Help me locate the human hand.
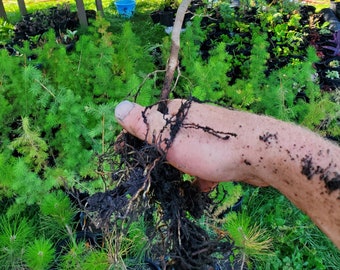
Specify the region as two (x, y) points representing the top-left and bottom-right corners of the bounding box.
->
(115, 99), (340, 249)
(114, 99), (269, 191)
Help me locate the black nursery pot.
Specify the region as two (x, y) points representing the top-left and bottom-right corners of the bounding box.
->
(323, 75), (340, 89)
(159, 10), (174, 27)
(150, 10), (174, 26)
(317, 56), (340, 68)
(320, 8), (340, 31)
(318, 67), (340, 90)
(331, 0), (340, 19)
(150, 11), (160, 24)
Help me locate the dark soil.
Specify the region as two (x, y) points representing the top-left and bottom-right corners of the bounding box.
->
(84, 99), (235, 269)
(301, 154), (340, 192)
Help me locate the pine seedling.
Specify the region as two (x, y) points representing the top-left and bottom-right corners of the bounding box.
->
(85, 102), (119, 154)
(113, 22), (154, 81)
(180, 18), (232, 102)
(5, 159), (55, 215)
(228, 27), (269, 108)
(9, 116), (48, 172)
(59, 241), (87, 269)
(39, 190), (76, 240)
(23, 238), (55, 270)
(120, 217), (149, 264)
(0, 215), (34, 269)
(111, 22), (158, 106)
(82, 249), (110, 270)
(251, 46), (322, 124)
(223, 212), (273, 265)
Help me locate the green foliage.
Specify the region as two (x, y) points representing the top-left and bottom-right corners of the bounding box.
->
(179, 17), (233, 101)
(82, 250), (110, 270)
(85, 102), (118, 153)
(0, 18), (14, 46)
(209, 182), (243, 217)
(111, 21), (160, 105)
(40, 191), (75, 232)
(0, 216), (34, 269)
(226, 26), (269, 107)
(0, 14), (159, 209)
(0, 153), (15, 198)
(38, 191), (78, 253)
(120, 217), (149, 263)
(59, 241), (88, 269)
(253, 46), (320, 123)
(58, 237), (110, 270)
(223, 211), (273, 265)
(10, 117), (48, 172)
(23, 238), (55, 270)
(268, 13), (305, 57)
(4, 159), (57, 216)
(243, 187), (340, 269)
(0, 8), (163, 267)
(0, 1), (339, 269)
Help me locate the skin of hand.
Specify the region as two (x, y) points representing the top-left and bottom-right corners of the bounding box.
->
(115, 99), (340, 249)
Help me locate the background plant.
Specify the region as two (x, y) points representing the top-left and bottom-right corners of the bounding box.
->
(0, 0), (339, 269)
(0, 216), (34, 269)
(0, 18), (13, 45)
(23, 238), (55, 270)
(243, 187), (340, 269)
(0, 5), (161, 268)
(223, 212), (273, 268)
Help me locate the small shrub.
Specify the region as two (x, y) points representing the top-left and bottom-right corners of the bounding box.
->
(223, 212), (273, 266)
(24, 238), (55, 270)
(0, 216), (34, 269)
(0, 18), (14, 46)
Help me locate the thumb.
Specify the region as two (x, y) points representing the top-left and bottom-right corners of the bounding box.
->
(115, 100), (148, 140)
(115, 100), (169, 145)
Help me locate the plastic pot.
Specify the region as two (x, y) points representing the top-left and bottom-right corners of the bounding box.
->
(115, 0), (136, 18)
(159, 10), (174, 27)
(320, 8), (340, 31)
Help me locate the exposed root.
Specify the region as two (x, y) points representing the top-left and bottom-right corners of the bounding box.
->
(85, 98), (235, 269)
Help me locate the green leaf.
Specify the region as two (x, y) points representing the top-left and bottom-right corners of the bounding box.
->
(10, 117), (48, 172)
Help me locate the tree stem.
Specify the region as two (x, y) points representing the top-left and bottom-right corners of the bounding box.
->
(158, 0), (192, 113)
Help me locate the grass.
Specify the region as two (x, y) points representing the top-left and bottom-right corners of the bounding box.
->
(242, 186), (340, 268)
(3, 0), (112, 12)
(2, 0), (163, 22)
(2, 0), (333, 23)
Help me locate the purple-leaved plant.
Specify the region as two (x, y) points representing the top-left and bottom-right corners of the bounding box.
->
(323, 30), (340, 56)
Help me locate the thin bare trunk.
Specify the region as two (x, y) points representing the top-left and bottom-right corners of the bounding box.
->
(95, 0), (104, 17)
(0, 0), (7, 20)
(76, 0), (88, 28)
(17, 0), (27, 16)
(158, 0), (192, 113)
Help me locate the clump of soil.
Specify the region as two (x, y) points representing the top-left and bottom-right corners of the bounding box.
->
(85, 100), (234, 269)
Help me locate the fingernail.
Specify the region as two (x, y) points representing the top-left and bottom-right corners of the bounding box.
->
(115, 100), (134, 121)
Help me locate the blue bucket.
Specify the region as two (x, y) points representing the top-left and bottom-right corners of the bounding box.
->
(115, 0), (136, 18)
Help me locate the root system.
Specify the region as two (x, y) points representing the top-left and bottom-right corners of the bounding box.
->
(85, 99), (234, 269)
